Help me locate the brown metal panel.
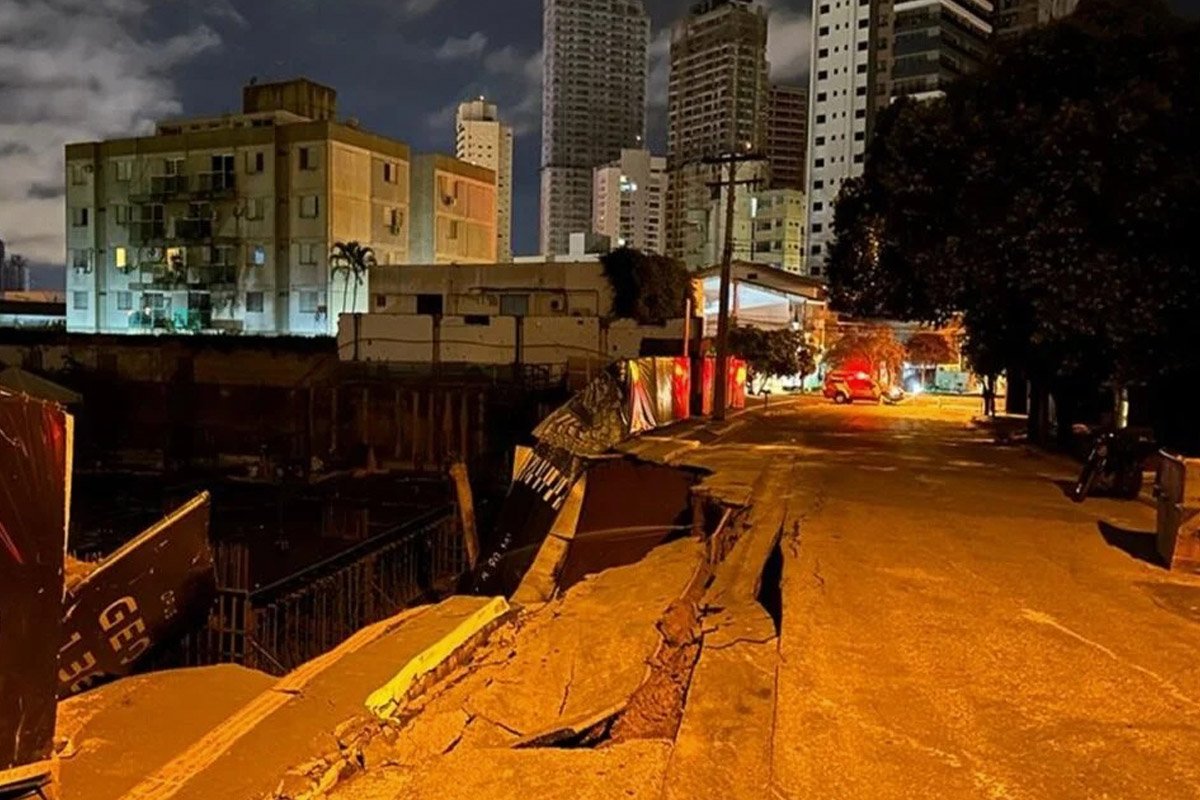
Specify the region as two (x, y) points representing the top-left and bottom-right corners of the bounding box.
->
(0, 393), (70, 781)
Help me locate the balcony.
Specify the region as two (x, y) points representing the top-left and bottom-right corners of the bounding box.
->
(129, 221), (167, 245)
(192, 171), (237, 196)
(175, 218), (215, 240)
(130, 175), (188, 202)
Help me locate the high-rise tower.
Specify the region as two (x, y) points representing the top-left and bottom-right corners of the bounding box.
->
(540, 0), (649, 256)
(665, 0), (770, 267)
(457, 98), (514, 262)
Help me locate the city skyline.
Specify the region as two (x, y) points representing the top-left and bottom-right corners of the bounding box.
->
(1, 0), (1198, 279)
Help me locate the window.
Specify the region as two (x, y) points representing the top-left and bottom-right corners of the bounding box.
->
(857, 64), (868, 74)
(815, 136), (826, 146)
(114, 204), (131, 225)
(300, 243), (318, 265)
(819, 47), (829, 57)
(500, 294), (529, 317)
(812, 223), (823, 233)
(250, 245), (267, 266)
(817, 92), (827, 102)
(73, 291), (89, 310)
(114, 160), (132, 181)
(116, 291), (133, 311)
(247, 151), (265, 173)
(416, 294), (444, 316)
(858, 18), (869, 27)
(375, 294), (387, 309)
(246, 291), (264, 313)
(448, 220), (460, 240)
(383, 162), (397, 183)
(299, 291), (320, 313)
(299, 147), (315, 171)
(818, 70), (828, 80)
(855, 131), (866, 141)
(814, 180), (825, 189)
(386, 207), (402, 232)
(856, 109), (867, 119)
(70, 164), (87, 185)
(816, 114), (827, 124)
(858, 41), (869, 51)
(815, 158), (825, 168)
(814, 202), (824, 211)
(856, 86), (867, 96)
(299, 195), (319, 218)
(854, 154), (864, 164)
(71, 207), (89, 227)
(246, 197), (265, 220)
(114, 246), (128, 269)
(72, 250), (90, 271)
(819, 25), (829, 35)
(464, 315), (491, 326)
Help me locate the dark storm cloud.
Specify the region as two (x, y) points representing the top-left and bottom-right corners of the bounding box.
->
(26, 183), (66, 200)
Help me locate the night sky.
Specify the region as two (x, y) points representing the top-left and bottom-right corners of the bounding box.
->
(0, 0), (1197, 282)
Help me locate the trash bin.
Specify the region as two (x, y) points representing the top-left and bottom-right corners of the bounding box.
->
(1155, 452), (1200, 573)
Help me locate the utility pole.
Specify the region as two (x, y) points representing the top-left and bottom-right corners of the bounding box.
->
(704, 148), (765, 421)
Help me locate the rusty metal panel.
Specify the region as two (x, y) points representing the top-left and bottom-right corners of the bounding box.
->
(0, 392), (70, 782)
(557, 458), (698, 591)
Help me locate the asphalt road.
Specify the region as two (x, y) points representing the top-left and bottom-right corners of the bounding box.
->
(720, 396), (1200, 799)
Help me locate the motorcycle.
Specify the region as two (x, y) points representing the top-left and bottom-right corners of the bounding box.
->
(1071, 427), (1156, 503)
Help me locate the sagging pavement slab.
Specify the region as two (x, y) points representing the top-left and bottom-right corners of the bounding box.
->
(57, 596), (501, 800)
(663, 460), (798, 800)
(326, 538), (707, 799)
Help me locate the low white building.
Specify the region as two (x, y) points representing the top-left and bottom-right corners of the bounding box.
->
(339, 260), (684, 368)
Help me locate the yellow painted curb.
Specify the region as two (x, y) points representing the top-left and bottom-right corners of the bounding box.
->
(365, 596), (510, 720)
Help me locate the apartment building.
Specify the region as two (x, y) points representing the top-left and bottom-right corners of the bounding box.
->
(409, 155), (497, 266)
(890, 0), (994, 100)
(456, 98), (513, 262)
(666, 0), (770, 262)
(766, 84), (808, 190)
(541, 0), (649, 256)
(690, 183), (805, 272)
(592, 149), (667, 254)
(994, 0), (1078, 36)
(64, 79), (410, 336)
(804, 0), (894, 278)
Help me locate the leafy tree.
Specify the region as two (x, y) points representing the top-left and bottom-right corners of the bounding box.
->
(906, 332), (957, 387)
(728, 325), (815, 393)
(828, 0), (1200, 446)
(825, 325), (907, 386)
(330, 241), (376, 314)
(600, 247), (691, 324)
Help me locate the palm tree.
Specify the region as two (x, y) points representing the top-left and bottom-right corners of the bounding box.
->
(329, 241), (376, 314)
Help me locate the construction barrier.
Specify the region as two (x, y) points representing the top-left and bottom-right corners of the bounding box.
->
(0, 392), (71, 795)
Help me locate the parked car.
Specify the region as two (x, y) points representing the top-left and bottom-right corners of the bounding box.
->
(823, 371), (882, 404)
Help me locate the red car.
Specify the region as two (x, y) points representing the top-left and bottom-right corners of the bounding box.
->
(823, 370), (882, 404)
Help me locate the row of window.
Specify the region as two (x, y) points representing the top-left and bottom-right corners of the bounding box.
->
(71, 290), (325, 315)
(70, 150), (405, 185)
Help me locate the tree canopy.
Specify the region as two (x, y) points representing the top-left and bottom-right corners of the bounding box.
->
(828, 0), (1200, 436)
(728, 325), (815, 392)
(825, 325), (907, 385)
(600, 247), (691, 324)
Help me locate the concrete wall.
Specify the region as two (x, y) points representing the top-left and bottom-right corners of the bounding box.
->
(338, 313), (684, 367)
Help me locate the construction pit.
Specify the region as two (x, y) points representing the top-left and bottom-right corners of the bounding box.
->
(54, 440), (789, 800)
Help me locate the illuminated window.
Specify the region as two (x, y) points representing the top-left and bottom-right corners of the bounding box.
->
(251, 245), (267, 266)
(114, 247), (127, 269)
